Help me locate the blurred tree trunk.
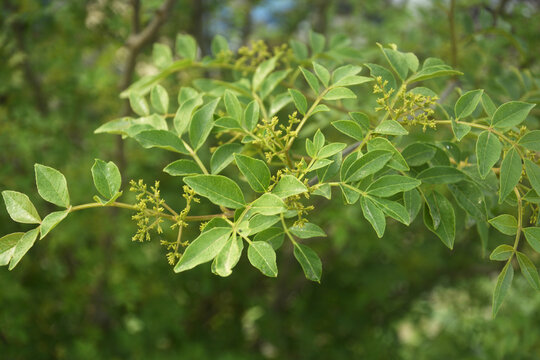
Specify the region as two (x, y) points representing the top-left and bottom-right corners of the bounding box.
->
(191, 0), (209, 55)
(88, 0), (176, 331)
(313, 0), (332, 35)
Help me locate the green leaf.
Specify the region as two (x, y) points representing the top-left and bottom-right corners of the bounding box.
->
(524, 189), (540, 203)
(417, 166), (466, 184)
(215, 116), (242, 130)
(309, 30), (325, 54)
(516, 252), (540, 290)
(367, 175), (420, 197)
(129, 93), (150, 116)
(243, 100), (260, 131)
(404, 52), (419, 72)
(269, 92), (292, 116)
(134, 130), (188, 154)
(260, 69), (291, 100)
(524, 159), (540, 195)
(305, 139), (316, 157)
(370, 197), (409, 225)
(254, 228), (284, 250)
(499, 148), (522, 204)
(518, 130), (540, 151)
(344, 150), (393, 182)
(246, 215), (280, 235)
(489, 245), (514, 261)
(492, 261), (513, 318)
(332, 65), (363, 84)
(310, 159), (334, 171)
(9, 227), (40, 270)
(482, 93), (497, 117)
(202, 218), (231, 233)
(212, 233), (243, 277)
(313, 62), (330, 87)
(454, 89), (483, 119)
(289, 223), (326, 239)
(288, 89), (307, 115)
(211, 35), (229, 56)
(523, 227), (540, 253)
(361, 197), (386, 238)
(253, 56), (277, 91)
(175, 34), (197, 60)
(91, 159), (121, 200)
(248, 241), (278, 277)
(184, 175), (245, 209)
(439, 141), (461, 163)
(224, 90), (243, 122)
(451, 117), (471, 141)
(318, 152), (341, 183)
(210, 143), (243, 174)
(340, 153), (360, 181)
(150, 85), (169, 114)
(318, 143), (346, 158)
(448, 181), (486, 221)
(340, 184), (360, 204)
(178, 87), (199, 104)
(491, 101), (535, 129)
(313, 183), (332, 200)
(152, 43), (172, 68)
(251, 194), (287, 216)
(0, 248), (14, 267)
(374, 120), (408, 136)
(367, 137), (409, 171)
(409, 87), (436, 98)
(404, 189), (422, 224)
(189, 98), (220, 150)
(293, 243), (322, 282)
(40, 210), (69, 239)
(34, 164), (70, 207)
(349, 112), (370, 131)
(234, 154), (271, 192)
(478, 221), (489, 258)
(408, 65), (463, 83)
(122, 114), (168, 137)
(94, 116), (134, 135)
(163, 159), (202, 176)
(174, 95), (203, 134)
(174, 227), (232, 273)
(379, 46), (409, 81)
(423, 192), (455, 249)
(313, 130), (325, 150)
(300, 67), (320, 94)
(2, 191), (41, 224)
(476, 130), (502, 178)
(323, 87), (356, 101)
(366, 63), (396, 92)
(424, 192), (441, 229)
(272, 175), (308, 198)
(0, 233), (23, 255)
(333, 75), (372, 87)
(289, 39), (308, 60)
(332, 120), (364, 141)
(402, 143), (436, 166)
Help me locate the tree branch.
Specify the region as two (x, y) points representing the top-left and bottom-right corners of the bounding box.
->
(120, 0), (176, 92)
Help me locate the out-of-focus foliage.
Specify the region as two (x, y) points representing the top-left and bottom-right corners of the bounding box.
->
(0, 0), (539, 358)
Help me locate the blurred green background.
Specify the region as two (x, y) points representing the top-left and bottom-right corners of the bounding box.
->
(1, 0), (540, 358)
